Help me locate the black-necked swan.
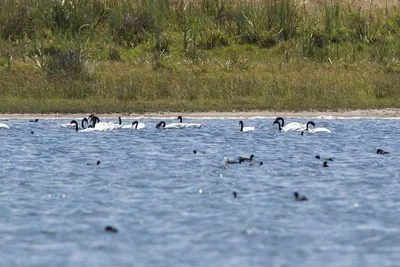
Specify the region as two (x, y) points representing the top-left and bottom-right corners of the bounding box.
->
(275, 120), (315, 132)
(177, 116), (203, 128)
(274, 117), (305, 131)
(294, 192), (308, 201)
(302, 122), (331, 134)
(156, 121), (185, 130)
(239, 121), (255, 132)
(122, 121), (145, 129)
(70, 120), (102, 132)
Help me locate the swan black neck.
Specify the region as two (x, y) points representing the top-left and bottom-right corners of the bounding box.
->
(90, 116), (99, 127)
(275, 117), (285, 127)
(239, 121), (244, 131)
(177, 116), (183, 123)
(70, 120), (78, 132)
(273, 120), (282, 131)
(132, 121), (138, 129)
(81, 118), (88, 129)
(118, 117), (122, 125)
(306, 121), (315, 130)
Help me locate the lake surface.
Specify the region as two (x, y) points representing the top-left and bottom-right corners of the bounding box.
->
(0, 117), (399, 267)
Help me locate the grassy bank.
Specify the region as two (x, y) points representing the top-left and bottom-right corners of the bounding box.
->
(0, 0), (400, 113)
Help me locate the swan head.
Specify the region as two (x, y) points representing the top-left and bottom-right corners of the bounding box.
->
(322, 161), (329, 167)
(177, 116), (183, 122)
(96, 161), (101, 165)
(294, 192), (299, 199)
(315, 155), (320, 159)
(306, 121), (315, 129)
(232, 191), (237, 198)
(250, 154), (254, 160)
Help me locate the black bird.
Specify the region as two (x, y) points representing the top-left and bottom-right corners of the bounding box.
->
(104, 226), (118, 233)
(294, 192), (308, 201)
(322, 161), (329, 167)
(238, 154), (254, 162)
(193, 150), (205, 155)
(232, 191), (237, 198)
(29, 119), (38, 122)
(376, 149), (389, 154)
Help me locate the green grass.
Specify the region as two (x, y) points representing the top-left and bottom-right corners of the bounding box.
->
(0, 0), (399, 113)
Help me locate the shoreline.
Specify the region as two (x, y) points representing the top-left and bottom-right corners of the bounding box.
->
(1, 109), (400, 119)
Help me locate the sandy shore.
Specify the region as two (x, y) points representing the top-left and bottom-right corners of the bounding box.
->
(1, 109), (400, 119)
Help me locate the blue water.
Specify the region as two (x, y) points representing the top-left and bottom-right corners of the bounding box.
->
(1, 117), (400, 267)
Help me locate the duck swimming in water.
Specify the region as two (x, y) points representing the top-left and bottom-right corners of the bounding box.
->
(294, 192), (308, 201)
(238, 154), (254, 162)
(322, 161), (329, 167)
(224, 157), (244, 164)
(376, 149), (389, 154)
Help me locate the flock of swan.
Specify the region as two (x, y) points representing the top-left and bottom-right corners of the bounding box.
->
(0, 115), (332, 134)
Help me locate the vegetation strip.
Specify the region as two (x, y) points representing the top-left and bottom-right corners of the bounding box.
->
(0, 0), (399, 113)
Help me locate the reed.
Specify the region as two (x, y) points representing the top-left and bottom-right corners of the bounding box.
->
(0, 0), (399, 113)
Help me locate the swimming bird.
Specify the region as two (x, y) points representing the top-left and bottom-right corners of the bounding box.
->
(87, 161), (101, 166)
(316, 155), (333, 161)
(177, 116), (203, 128)
(249, 161), (263, 166)
(301, 122), (331, 134)
(156, 121), (185, 130)
(0, 123), (10, 129)
(274, 117), (305, 131)
(376, 149), (389, 154)
(193, 150), (206, 155)
(121, 121), (145, 129)
(29, 119), (38, 122)
(104, 226), (118, 233)
(322, 161), (329, 167)
(294, 192), (308, 201)
(239, 120), (255, 132)
(238, 154), (254, 162)
(70, 120), (102, 132)
(274, 120), (315, 132)
(224, 157), (244, 164)
(233, 191), (237, 198)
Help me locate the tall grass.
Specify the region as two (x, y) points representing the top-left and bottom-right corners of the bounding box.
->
(0, 0), (400, 113)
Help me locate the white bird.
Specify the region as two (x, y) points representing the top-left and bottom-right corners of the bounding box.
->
(70, 120), (103, 132)
(274, 120), (315, 132)
(122, 121), (146, 129)
(0, 123), (9, 129)
(177, 116), (203, 129)
(274, 117), (307, 131)
(301, 122), (331, 134)
(306, 127), (332, 134)
(156, 121), (185, 130)
(239, 120), (255, 132)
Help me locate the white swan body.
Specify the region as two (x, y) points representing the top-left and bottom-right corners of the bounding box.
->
(156, 121), (185, 130)
(0, 123), (9, 129)
(307, 127), (331, 133)
(122, 121), (146, 129)
(274, 120), (315, 132)
(176, 116), (203, 129)
(274, 117), (306, 131)
(239, 120), (254, 132)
